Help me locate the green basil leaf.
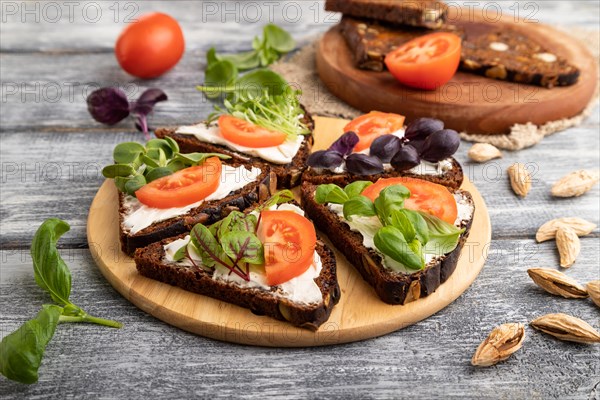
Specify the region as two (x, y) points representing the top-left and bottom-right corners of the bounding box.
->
(146, 139), (174, 159)
(102, 164), (135, 179)
(141, 155), (160, 168)
(418, 211), (464, 256)
(264, 23), (295, 53)
(343, 196), (376, 221)
(220, 50), (261, 71)
(344, 181), (373, 199)
(0, 304), (62, 384)
(204, 59), (238, 97)
(374, 184), (411, 225)
(374, 226), (423, 270)
(190, 224), (233, 269)
(145, 167), (172, 183)
(124, 175), (146, 196)
(30, 219), (72, 305)
(220, 231), (264, 265)
(389, 209), (416, 243)
(402, 209), (429, 244)
(315, 184), (349, 204)
(113, 142), (145, 164)
(235, 69), (288, 97)
(259, 190), (295, 211)
(163, 136), (180, 154)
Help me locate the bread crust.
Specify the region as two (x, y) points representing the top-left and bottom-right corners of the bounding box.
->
(134, 236), (341, 330)
(118, 163), (278, 256)
(301, 182), (474, 305)
(302, 157), (464, 190)
(154, 112), (315, 189)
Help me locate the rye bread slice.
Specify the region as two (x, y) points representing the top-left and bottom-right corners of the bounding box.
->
(302, 157), (464, 190)
(340, 16), (463, 71)
(326, 0), (448, 29)
(461, 29), (580, 88)
(155, 113), (315, 189)
(301, 181), (474, 305)
(119, 161), (277, 256)
(134, 235), (341, 330)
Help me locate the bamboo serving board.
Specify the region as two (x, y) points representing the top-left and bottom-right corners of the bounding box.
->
(316, 14), (597, 135)
(87, 116), (491, 347)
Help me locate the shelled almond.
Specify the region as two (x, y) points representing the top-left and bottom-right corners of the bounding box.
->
(507, 163), (531, 198)
(468, 143), (502, 163)
(536, 218), (596, 242)
(551, 169), (599, 198)
(586, 281), (600, 308)
(555, 226), (581, 268)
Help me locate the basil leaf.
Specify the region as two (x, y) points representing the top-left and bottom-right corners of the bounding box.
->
(343, 196), (376, 221)
(374, 226), (423, 271)
(402, 209), (429, 244)
(30, 219), (72, 306)
(235, 69), (288, 97)
(102, 164), (135, 179)
(374, 185), (411, 225)
(0, 304), (62, 384)
(221, 231), (264, 265)
(344, 181), (373, 199)
(315, 184), (349, 204)
(221, 51), (261, 71)
(145, 167), (172, 183)
(124, 175), (146, 196)
(264, 23), (295, 53)
(259, 190), (295, 211)
(190, 224), (233, 269)
(390, 209), (416, 243)
(204, 59), (238, 98)
(418, 212), (464, 256)
(113, 142), (145, 164)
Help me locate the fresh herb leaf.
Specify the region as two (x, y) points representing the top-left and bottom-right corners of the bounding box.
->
(374, 226), (423, 271)
(145, 167), (173, 183)
(263, 23), (295, 53)
(418, 212), (464, 256)
(259, 190), (295, 211)
(401, 209), (429, 245)
(328, 132), (360, 156)
(204, 59), (239, 99)
(30, 219), (72, 306)
(220, 51), (260, 71)
(389, 209), (417, 243)
(123, 175), (146, 196)
(221, 231), (264, 265)
(172, 244), (188, 262)
(190, 224), (233, 270)
(217, 211), (257, 239)
(173, 152), (230, 166)
(373, 185), (411, 225)
(343, 196), (376, 221)
(344, 181), (373, 199)
(315, 184), (349, 204)
(102, 164), (136, 179)
(163, 136), (180, 154)
(113, 142), (146, 164)
(0, 304), (62, 384)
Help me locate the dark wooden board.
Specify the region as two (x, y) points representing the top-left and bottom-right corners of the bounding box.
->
(316, 16), (597, 135)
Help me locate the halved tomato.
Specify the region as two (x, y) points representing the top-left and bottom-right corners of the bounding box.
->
(218, 115), (286, 148)
(385, 32), (462, 90)
(362, 177), (458, 224)
(344, 111), (406, 152)
(258, 210), (317, 286)
(135, 157), (222, 209)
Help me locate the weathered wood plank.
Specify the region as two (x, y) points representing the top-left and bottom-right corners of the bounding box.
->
(1, 126), (598, 249)
(1, 240), (598, 399)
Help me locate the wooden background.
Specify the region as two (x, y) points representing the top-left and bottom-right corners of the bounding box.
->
(1, 1), (598, 398)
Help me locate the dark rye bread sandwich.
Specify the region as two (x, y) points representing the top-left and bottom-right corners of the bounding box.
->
(302, 157), (464, 190)
(133, 200), (341, 330)
(119, 161), (277, 256)
(155, 112), (315, 189)
(340, 16), (463, 71)
(326, 0), (448, 29)
(301, 181), (475, 305)
(460, 29), (580, 88)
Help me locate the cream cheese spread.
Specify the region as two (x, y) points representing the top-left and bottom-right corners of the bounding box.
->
(175, 122), (305, 165)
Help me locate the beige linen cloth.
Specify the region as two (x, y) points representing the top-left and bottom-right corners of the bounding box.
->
(271, 28), (599, 151)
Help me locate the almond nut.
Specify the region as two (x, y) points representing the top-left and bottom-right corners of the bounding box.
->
(530, 313), (600, 344)
(536, 218), (596, 242)
(551, 169), (599, 198)
(527, 268), (588, 299)
(507, 163), (531, 198)
(468, 143), (502, 163)
(555, 226), (580, 268)
(586, 281), (600, 308)
(471, 323), (526, 367)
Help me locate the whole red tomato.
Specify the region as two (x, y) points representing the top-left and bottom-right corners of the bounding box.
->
(115, 13), (185, 79)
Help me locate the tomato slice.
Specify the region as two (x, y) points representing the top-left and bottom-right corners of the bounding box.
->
(344, 111), (406, 152)
(362, 177), (458, 224)
(385, 32), (462, 90)
(218, 115), (286, 148)
(258, 210), (317, 286)
(135, 157), (222, 209)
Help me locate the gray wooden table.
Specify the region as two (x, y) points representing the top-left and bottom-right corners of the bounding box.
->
(1, 1), (599, 398)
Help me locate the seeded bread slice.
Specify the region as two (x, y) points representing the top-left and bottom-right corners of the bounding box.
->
(340, 16), (463, 71)
(118, 161), (277, 256)
(134, 235), (341, 330)
(326, 0), (448, 29)
(301, 182), (474, 305)
(302, 157), (464, 190)
(460, 30), (580, 88)
(155, 113), (314, 189)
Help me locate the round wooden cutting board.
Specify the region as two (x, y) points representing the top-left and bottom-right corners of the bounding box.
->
(87, 116), (491, 347)
(316, 15), (597, 135)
